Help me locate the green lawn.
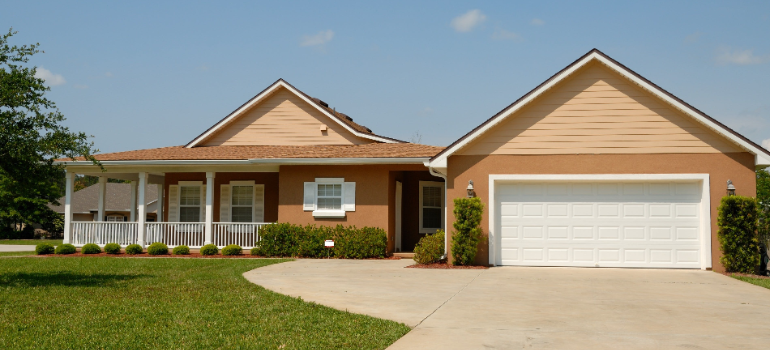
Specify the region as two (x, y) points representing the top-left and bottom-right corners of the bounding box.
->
(731, 274), (770, 290)
(0, 239), (62, 245)
(0, 257), (410, 349)
(0, 251), (35, 257)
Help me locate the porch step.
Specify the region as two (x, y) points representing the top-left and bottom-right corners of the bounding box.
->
(392, 252), (414, 259)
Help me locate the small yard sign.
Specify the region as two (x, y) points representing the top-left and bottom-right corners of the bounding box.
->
(324, 240), (334, 248)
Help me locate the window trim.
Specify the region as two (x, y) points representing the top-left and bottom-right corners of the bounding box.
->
(178, 181), (203, 223)
(418, 181), (445, 234)
(312, 178), (346, 218)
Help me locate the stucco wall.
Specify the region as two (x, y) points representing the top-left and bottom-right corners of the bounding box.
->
(445, 152), (757, 272)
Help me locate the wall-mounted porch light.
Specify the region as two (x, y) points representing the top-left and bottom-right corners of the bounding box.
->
(727, 179), (736, 196)
(467, 180), (475, 198)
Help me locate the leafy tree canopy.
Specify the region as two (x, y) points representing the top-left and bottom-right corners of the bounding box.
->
(0, 28), (98, 226)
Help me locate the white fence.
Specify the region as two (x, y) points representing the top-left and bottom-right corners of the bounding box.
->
(71, 222), (138, 246)
(213, 223), (267, 249)
(146, 222), (206, 248)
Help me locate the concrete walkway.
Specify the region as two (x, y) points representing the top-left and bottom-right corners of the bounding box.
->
(244, 260), (770, 349)
(0, 245), (37, 252)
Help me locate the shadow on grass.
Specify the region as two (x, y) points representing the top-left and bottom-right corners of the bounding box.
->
(0, 272), (149, 287)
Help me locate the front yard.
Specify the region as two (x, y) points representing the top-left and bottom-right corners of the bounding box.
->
(731, 274), (770, 290)
(0, 239), (62, 245)
(0, 257), (410, 349)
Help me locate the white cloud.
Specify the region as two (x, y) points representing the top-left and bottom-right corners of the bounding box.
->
(492, 29), (521, 41)
(300, 30), (334, 47)
(451, 9), (486, 32)
(717, 48), (770, 65)
(763, 139), (770, 150)
(531, 18), (545, 26)
(34, 67), (66, 86)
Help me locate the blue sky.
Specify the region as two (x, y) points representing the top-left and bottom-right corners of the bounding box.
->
(3, 1), (770, 153)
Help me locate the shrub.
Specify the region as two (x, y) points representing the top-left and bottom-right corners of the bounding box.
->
(147, 242), (169, 256)
(253, 223), (302, 257)
(451, 197), (484, 266)
(200, 244), (218, 256)
(414, 230), (445, 265)
(81, 243), (102, 254)
(125, 244), (143, 255)
(54, 243), (76, 255)
(35, 243), (55, 255)
(250, 247), (261, 256)
(334, 226), (387, 259)
(172, 245), (190, 255)
(718, 195), (761, 273)
(297, 225), (334, 258)
(104, 243), (121, 254)
(222, 244), (242, 256)
(20, 224), (35, 239)
(757, 169), (770, 273)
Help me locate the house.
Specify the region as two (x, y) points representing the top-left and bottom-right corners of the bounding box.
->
(48, 182), (158, 222)
(57, 49), (770, 272)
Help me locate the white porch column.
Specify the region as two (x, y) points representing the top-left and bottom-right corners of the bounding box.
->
(129, 180), (137, 222)
(63, 171), (74, 244)
(137, 172), (147, 246)
(156, 183), (164, 222)
(97, 177), (107, 221)
(205, 172), (215, 245)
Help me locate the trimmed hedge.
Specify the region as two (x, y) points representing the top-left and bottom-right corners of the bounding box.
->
(81, 243), (102, 254)
(125, 244), (143, 255)
(35, 243), (55, 255)
(200, 244), (218, 256)
(147, 242), (169, 256)
(104, 243), (121, 254)
(54, 244), (76, 255)
(718, 195), (761, 273)
(222, 244), (242, 256)
(172, 245), (190, 255)
(253, 224), (386, 259)
(451, 197), (484, 266)
(414, 230), (445, 265)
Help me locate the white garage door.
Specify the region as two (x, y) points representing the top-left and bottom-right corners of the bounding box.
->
(495, 181), (705, 268)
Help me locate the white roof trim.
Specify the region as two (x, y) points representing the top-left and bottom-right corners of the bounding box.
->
(429, 50), (770, 168)
(185, 80), (397, 148)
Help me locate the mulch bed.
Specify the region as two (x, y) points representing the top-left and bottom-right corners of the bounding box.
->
(723, 272), (770, 280)
(406, 262), (488, 269)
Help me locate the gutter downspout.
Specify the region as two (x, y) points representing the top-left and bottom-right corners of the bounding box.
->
(426, 162), (449, 260)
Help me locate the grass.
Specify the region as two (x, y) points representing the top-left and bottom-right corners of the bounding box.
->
(0, 239), (62, 245)
(731, 274), (770, 290)
(0, 251), (35, 257)
(0, 257), (410, 349)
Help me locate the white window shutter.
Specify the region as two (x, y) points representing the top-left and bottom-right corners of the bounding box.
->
(220, 184), (231, 222)
(343, 182), (356, 212)
(303, 182), (316, 211)
(200, 185), (206, 220)
(168, 185), (179, 222)
(253, 184), (265, 222)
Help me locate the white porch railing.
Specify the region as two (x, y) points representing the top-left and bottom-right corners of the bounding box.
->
(212, 223), (268, 249)
(146, 222), (206, 248)
(71, 222), (138, 246)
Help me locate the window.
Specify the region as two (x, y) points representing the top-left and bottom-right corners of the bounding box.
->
(317, 183), (342, 210)
(179, 186), (201, 222)
(419, 181), (444, 233)
(106, 215), (124, 222)
(231, 185), (253, 222)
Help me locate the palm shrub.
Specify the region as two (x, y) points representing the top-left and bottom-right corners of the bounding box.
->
(54, 243), (76, 255)
(222, 244), (242, 256)
(147, 242), (169, 256)
(81, 243), (101, 254)
(718, 195), (760, 273)
(451, 197), (484, 266)
(200, 244), (218, 256)
(104, 243), (121, 254)
(125, 244), (143, 255)
(414, 230), (445, 264)
(172, 245), (190, 255)
(35, 243), (55, 255)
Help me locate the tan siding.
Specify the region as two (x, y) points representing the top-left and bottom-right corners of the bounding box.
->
(202, 87), (371, 146)
(460, 63), (743, 155)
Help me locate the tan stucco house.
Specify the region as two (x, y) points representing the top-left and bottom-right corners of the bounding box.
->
(58, 49), (770, 272)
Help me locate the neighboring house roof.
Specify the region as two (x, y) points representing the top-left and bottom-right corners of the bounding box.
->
(48, 183), (158, 214)
(61, 143), (444, 162)
(185, 79), (403, 147)
(429, 49), (770, 169)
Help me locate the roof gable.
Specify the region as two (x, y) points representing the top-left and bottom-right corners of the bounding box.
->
(186, 79), (401, 148)
(429, 49), (770, 168)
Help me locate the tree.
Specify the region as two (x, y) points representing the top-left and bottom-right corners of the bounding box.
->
(0, 28), (99, 231)
(757, 169), (770, 273)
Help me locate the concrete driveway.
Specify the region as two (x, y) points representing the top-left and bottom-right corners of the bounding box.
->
(244, 259), (770, 349)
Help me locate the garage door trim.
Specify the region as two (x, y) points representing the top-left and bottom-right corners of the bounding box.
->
(488, 174), (711, 269)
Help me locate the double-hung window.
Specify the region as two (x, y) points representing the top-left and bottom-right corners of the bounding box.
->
(304, 178), (355, 218)
(419, 181), (444, 233)
(179, 185), (202, 222)
(230, 185), (254, 222)
(317, 183), (342, 211)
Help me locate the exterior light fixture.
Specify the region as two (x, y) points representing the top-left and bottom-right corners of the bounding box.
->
(726, 179), (736, 196)
(467, 180), (475, 198)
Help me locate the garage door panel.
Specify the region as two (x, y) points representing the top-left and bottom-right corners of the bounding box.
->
(496, 180), (703, 268)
